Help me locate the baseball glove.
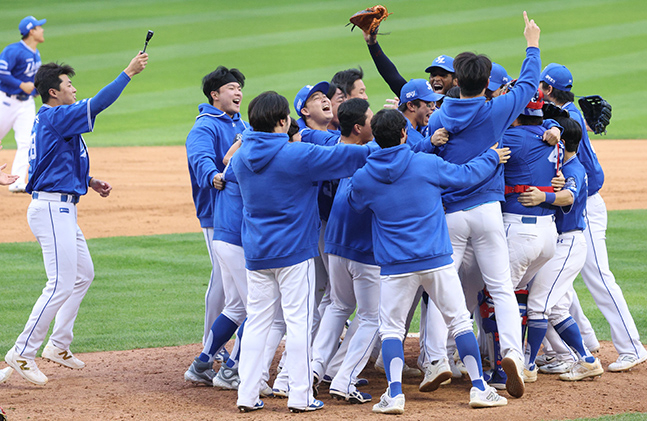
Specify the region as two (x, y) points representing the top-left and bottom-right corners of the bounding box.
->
(347, 5), (391, 34)
(578, 95), (612, 135)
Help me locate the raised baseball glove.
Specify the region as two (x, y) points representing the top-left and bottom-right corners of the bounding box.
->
(347, 5), (391, 34)
(578, 95), (612, 135)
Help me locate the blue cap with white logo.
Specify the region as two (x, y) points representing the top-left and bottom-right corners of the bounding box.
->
(294, 81), (330, 117)
(488, 63), (511, 91)
(19, 16), (46, 36)
(425, 55), (454, 73)
(540, 63), (573, 92)
(400, 79), (444, 105)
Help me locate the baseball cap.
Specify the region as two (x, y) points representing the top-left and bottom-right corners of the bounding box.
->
(488, 63), (511, 91)
(522, 89), (544, 117)
(540, 63), (573, 92)
(425, 55), (454, 74)
(19, 16), (46, 36)
(294, 81), (330, 117)
(400, 79), (444, 105)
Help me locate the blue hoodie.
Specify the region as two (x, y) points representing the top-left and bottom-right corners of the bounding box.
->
(212, 163), (243, 247)
(185, 103), (248, 228)
(348, 144), (500, 275)
(231, 129), (371, 271)
(555, 155), (588, 233)
(416, 47), (541, 213)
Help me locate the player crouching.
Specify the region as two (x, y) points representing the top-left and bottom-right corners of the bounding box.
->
(347, 109), (509, 413)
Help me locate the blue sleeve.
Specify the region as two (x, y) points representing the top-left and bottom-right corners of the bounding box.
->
(186, 123), (219, 189)
(368, 42), (407, 97)
(301, 128), (339, 146)
(304, 143), (370, 182)
(46, 99), (95, 138)
(346, 176), (369, 214)
(0, 47), (23, 90)
(490, 47), (541, 138)
(434, 149), (500, 189)
(542, 118), (563, 133)
(89, 72), (131, 117)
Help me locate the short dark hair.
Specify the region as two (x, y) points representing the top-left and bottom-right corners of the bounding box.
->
(331, 67), (364, 96)
(553, 116), (582, 153)
(35, 62), (76, 104)
(202, 66), (245, 105)
(445, 86), (461, 99)
(454, 52), (491, 97)
(287, 117), (300, 142)
(516, 115), (543, 126)
(338, 98), (370, 137)
(397, 99), (422, 113)
(248, 91), (290, 133)
(540, 81), (574, 104)
(371, 109), (406, 149)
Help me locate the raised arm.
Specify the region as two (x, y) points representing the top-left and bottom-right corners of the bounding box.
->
(90, 52), (148, 116)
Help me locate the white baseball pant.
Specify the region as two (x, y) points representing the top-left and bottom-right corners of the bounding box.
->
(202, 228), (225, 345)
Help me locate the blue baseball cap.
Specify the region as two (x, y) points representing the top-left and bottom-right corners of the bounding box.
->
(540, 63), (573, 92)
(425, 55), (454, 73)
(488, 63), (511, 91)
(400, 79), (444, 105)
(294, 81), (330, 117)
(19, 16), (46, 36)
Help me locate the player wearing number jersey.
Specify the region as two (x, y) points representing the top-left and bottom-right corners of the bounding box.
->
(0, 16), (46, 192)
(539, 64), (647, 371)
(4, 53), (148, 386)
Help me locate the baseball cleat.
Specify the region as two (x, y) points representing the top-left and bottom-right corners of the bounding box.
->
(330, 388), (372, 404)
(213, 364), (240, 390)
(375, 357), (422, 377)
(559, 358), (604, 381)
(8, 182), (27, 193)
(484, 368), (507, 390)
(321, 374), (332, 385)
(4, 347), (48, 386)
(372, 388), (405, 414)
(539, 360), (573, 374)
(289, 399), (324, 413)
(42, 341), (85, 369)
(522, 366), (538, 383)
(501, 353), (525, 398)
(469, 386), (508, 408)
(184, 357), (216, 386)
(419, 358), (452, 392)
(0, 367), (13, 384)
(312, 371), (320, 398)
(238, 400), (264, 412)
(355, 377), (369, 387)
(534, 354), (555, 367)
(259, 380), (273, 398)
(214, 347), (230, 364)
(607, 354), (647, 372)
(272, 387), (289, 398)
(448, 356), (465, 378)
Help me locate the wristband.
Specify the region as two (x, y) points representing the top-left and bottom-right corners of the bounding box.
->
(545, 192), (556, 204)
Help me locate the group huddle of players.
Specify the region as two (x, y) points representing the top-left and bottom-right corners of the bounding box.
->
(183, 12), (647, 415)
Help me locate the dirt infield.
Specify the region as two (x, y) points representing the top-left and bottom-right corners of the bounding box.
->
(1, 140), (647, 420)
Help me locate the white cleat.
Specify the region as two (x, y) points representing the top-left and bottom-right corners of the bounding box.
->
(42, 341), (85, 369)
(372, 388), (405, 414)
(5, 347), (48, 386)
(469, 386), (508, 408)
(607, 354), (647, 372)
(419, 358), (452, 392)
(501, 353), (525, 398)
(559, 358), (604, 381)
(0, 367), (13, 384)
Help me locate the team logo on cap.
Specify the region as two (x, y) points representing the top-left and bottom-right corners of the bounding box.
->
(435, 56), (445, 63)
(405, 90), (416, 99)
(544, 75), (556, 84)
(425, 81), (433, 91)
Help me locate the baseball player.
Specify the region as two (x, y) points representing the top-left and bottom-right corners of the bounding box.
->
(0, 16), (45, 193)
(184, 66), (248, 385)
(539, 64), (647, 371)
(232, 91), (370, 413)
(348, 109), (508, 414)
(308, 98), (377, 404)
(522, 116), (604, 381)
(331, 68), (369, 100)
(412, 12), (542, 399)
(185, 66), (248, 359)
(398, 79), (443, 149)
(3, 52), (148, 386)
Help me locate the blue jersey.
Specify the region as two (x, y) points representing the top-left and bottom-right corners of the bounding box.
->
(502, 124), (560, 216)
(405, 118), (427, 150)
(186, 103), (247, 228)
(324, 176), (376, 266)
(0, 41), (41, 96)
(562, 102), (604, 196)
(212, 163), (243, 247)
(418, 47), (542, 213)
(555, 155), (588, 233)
(348, 144), (500, 275)
(27, 101), (94, 195)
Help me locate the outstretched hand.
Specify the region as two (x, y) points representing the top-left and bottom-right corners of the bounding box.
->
(124, 52), (149, 78)
(523, 11), (540, 48)
(0, 163), (19, 186)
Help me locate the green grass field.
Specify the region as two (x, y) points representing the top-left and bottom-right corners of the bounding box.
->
(1, 0), (647, 148)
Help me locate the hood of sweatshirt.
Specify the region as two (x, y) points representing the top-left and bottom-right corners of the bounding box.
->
(438, 96), (488, 134)
(196, 103), (241, 123)
(239, 129), (289, 173)
(365, 143), (413, 184)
